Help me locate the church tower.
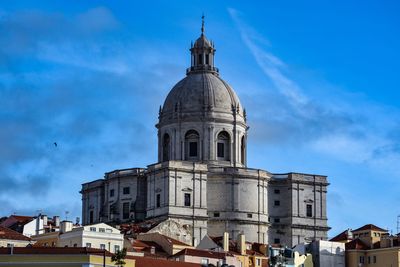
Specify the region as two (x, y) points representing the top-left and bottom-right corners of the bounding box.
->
(156, 16), (248, 167)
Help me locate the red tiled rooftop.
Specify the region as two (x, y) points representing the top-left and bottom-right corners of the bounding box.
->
(0, 226), (31, 241)
(131, 256), (201, 267)
(0, 247), (113, 256)
(171, 248), (234, 259)
(330, 230), (352, 242)
(345, 238), (369, 250)
(353, 224), (388, 233)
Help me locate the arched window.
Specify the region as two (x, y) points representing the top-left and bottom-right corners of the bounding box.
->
(241, 136), (245, 165)
(162, 133), (170, 162)
(217, 131), (230, 161)
(185, 130), (200, 160)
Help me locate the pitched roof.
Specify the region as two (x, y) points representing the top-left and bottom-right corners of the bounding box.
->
(345, 238), (369, 250)
(353, 224), (387, 233)
(330, 230), (352, 242)
(0, 226), (31, 241)
(131, 256), (201, 267)
(0, 247), (113, 256)
(171, 248), (234, 259)
(160, 234), (190, 246)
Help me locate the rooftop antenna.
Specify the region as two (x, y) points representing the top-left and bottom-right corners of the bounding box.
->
(65, 211), (70, 221)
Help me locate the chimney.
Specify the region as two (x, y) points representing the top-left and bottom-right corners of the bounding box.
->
(42, 215), (48, 226)
(223, 232), (229, 252)
(53, 216), (60, 227)
(35, 216), (40, 235)
(238, 234), (246, 255)
(60, 221), (73, 233)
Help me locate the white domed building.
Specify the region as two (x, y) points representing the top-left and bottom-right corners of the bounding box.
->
(81, 21), (330, 247)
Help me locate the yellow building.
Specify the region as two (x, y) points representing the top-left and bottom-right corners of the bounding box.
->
(0, 247), (135, 267)
(344, 224), (400, 267)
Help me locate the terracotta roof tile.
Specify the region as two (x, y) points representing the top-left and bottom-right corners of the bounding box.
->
(0, 247), (113, 256)
(131, 256), (201, 267)
(345, 238), (369, 250)
(0, 226), (31, 241)
(353, 224), (388, 233)
(171, 248), (234, 259)
(330, 230), (352, 242)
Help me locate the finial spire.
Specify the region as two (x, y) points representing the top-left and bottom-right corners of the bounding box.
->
(201, 14), (205, 35)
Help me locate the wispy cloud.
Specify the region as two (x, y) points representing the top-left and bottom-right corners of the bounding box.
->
(228, 7), (400, 169)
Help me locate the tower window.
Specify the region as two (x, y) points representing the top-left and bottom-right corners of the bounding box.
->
(122, 202), (130, 219)
(217, 143), (224, 157)
(189, 142), (198, 157)
(241, 136), (245, 165)
(156, 194), (161, 208)
(162, 133), (170, 162)
(198, 54), (203, 64)
(185, 130), (200, 160)
(184, 193), (191, 207)
(89, 210), (94, 224)
(216, 131), (230, 161)
(110, 189), (115, 197)
(274, 200), (280, 206)
(306, 204), (313, 217)
(274, 189), (280, 194)
(123, 187), (130, 195)
(206, 54), (209, 64)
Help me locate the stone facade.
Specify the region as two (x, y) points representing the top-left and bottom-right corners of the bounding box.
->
(80, 20), (330, 246)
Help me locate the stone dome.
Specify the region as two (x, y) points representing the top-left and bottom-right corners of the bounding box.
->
(161, 72), (243, 118)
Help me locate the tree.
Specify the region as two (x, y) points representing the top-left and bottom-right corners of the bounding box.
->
(111, 248), (127, 267)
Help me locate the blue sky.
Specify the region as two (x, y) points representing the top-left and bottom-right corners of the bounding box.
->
(1, 1), (399, 237)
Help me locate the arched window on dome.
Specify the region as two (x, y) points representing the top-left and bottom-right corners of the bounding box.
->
(185, 130), (200, 160)
(217, 131), (230, 161)
(241, 135), (246, 165)
(162, 133), (170, 162)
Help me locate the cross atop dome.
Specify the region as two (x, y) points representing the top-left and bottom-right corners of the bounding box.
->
(187, 15), (218, 75)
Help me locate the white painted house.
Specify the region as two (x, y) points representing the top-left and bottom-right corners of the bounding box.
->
(58, 222), (123, 253)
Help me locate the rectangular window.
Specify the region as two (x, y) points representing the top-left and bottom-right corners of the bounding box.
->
(373, 256), (376, 263)
(359, 256), (364, 264)
(114, 245), (120, 253)
(99, 228), (105, 233)
(274, 238), (280, 244)
(122, 202), (130, 219)
(205, 54), (209, 65)
(123, 187), (130, 195)
(198, 54), (203, 64)
(106, 229), (112, 233)
(274, 189), (280, 194)
(274, 218), (280, 223)
(89, 210), (94, 224)
(100, 244), (106, 250)
(306, 204), (313, 217)
(368, 256), (371, 264)
(217, 142), (224, 158)
(110, 189), (115, 197)
(274, 200), (280, 206)
(189, 142), (198, 157)
(256, 258), (261, 266)
(89, 227), (96, 232)
(213, 212), (220, 217)
(247, 213), (253, 218)
(184, 193), (191, 207)
(156, 194), (161, 208)
(86, 243), (91, 248)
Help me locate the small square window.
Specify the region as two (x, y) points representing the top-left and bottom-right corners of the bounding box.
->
(100, 244), (106, 250)
(123, 187), (130, 195)
(274, 200), (280, 206)
(274, 218), (280, 223)
(214, 212), (220, 217)
(110, 189), (115, 197)
(89, 227), (96, 232)
(274, 189), (280, 194)
(247, 213), (252, 218)
(99, 228), (105, 233)
(86, 243), (91, 248)
(274, 238), (280, 244)
(114, 245), (120, 253)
